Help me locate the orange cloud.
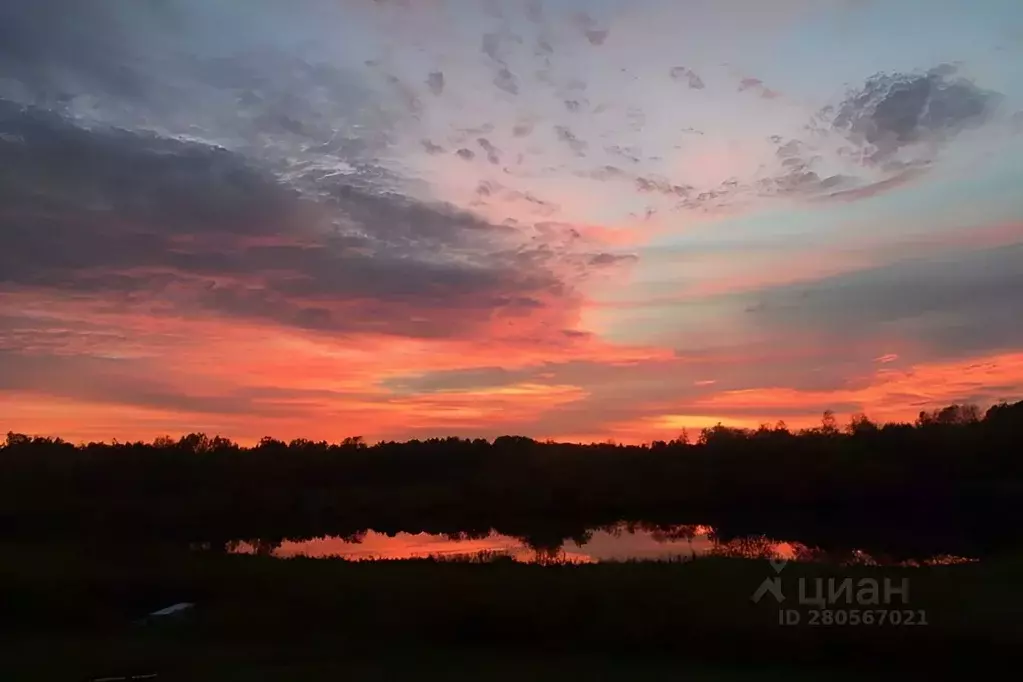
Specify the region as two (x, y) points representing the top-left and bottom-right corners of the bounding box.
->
(3, 279), (1022, 447)
(548, 350), (1023, 445)
(688, 351), (1023, 426)
(0, 289), (672, 444)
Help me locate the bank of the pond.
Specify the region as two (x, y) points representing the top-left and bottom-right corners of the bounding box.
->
(2, 544), (1020, 678)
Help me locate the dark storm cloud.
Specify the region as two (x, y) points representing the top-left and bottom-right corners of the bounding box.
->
(0, 104), (571, 339)
(756, 66), (1003, 204)
(0, 0), (151, 103)
(830, 69), (1001, 164)
(0, 101), (305, 294)
(0, 0), (391, 181)
(742, 244), (1023, 357)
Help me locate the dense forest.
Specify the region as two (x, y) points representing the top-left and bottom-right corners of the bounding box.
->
(2, 401), (1021, 559)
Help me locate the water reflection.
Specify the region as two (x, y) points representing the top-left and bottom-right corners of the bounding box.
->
(225, 522), (980, 565)
(228, 524), (813, 564)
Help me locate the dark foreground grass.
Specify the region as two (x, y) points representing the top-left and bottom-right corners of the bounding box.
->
(2, 544), (1021, 680)
(0, 641), (904, 682)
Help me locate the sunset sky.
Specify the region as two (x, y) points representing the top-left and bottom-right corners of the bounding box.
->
(2, 0), (1023, 444)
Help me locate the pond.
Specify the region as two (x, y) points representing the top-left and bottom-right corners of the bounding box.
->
(228, 523), (975, 565)
(233, 524), (721, 563)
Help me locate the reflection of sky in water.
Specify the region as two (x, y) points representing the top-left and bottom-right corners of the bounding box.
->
(238, 526), (785, 563)
(231, 527), (976, 565)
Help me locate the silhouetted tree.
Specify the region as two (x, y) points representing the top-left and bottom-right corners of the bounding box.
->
(0, 399), (1021, 560)
(847, 413), (878, 436)
(820, 410), (839, 435)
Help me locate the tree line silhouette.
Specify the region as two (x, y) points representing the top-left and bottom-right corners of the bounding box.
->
(2, 401), (1021, 559)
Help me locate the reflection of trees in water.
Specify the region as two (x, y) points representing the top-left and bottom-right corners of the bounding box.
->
(517, 531), (566, 558)
(568, 529), (593, 547)
(223, 538), (283, 556)
(207, 520), (979, 566)
(513, 521), (601, 558)
(642, 523), (702, 544)
(785, 546), (883, 565)
(517, 522), (710, 563)
(584, 521), (705, 544)
(698, 538), (976, 566)
(515, 528), (602, 564)
(532, 546), (570, 565)
(920, 554), (977, 566)
(443, 529), (493, 542)
(248, 538), (282, 556)
(707, 534), (784, 559)
(340, 530), (367, 544)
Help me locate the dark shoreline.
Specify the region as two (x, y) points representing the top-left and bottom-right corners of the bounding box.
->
(3, 547), (1019, 679)
(3, 400), (1022, 560)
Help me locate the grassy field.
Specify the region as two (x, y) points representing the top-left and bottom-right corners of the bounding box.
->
(2, 639), (906, 681)
(2, 545), (1021, 680)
